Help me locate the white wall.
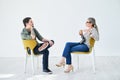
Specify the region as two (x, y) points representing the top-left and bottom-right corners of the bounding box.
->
(0, 0), (120, 57)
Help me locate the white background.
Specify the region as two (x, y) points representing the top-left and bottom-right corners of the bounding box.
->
(0, 0), (120, 57)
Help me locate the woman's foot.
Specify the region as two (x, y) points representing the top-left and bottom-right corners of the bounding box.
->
(56, 62), (65, 67)
(64, 65), (74, 73)
(56, 57), (65, 67)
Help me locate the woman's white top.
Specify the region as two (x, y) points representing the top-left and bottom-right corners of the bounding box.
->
(83, 27), (99, 48)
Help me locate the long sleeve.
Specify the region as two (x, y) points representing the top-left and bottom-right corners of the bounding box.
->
(33, 28), (43, 41)
(90, 28), (99, 41)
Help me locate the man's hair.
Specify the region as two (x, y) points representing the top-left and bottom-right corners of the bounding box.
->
(23, 17), (31, 27)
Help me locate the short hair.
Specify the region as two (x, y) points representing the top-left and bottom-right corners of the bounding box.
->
(23, 17), (31, 27)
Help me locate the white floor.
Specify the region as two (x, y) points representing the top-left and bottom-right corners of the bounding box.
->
(0, 56), (120, 80)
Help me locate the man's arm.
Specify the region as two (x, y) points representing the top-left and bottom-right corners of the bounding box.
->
(33, 28), (44, 41)
(30, 27), (36, 39)
(34, 28), (54, 46)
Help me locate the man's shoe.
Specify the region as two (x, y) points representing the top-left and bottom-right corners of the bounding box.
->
(43, 68), (53, 74)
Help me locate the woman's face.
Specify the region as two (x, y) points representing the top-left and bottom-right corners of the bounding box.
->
(85, 20), (93, 28)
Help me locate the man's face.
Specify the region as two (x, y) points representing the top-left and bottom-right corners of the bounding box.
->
(26, 19), (34, 27)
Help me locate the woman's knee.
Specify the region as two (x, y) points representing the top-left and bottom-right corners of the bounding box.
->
(65, 42), (71, 46)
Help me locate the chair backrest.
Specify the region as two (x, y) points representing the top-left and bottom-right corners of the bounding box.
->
(22, 40), (37, 50)
(89, 38), (95, 48)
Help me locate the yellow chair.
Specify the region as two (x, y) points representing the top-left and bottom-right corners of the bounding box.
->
(22, 39), (41, 74)
(72, 38), (96, 73)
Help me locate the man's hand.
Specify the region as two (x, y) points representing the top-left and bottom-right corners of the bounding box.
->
(49, 40), (54, 46)
(42, 38), (54, 46)
(30, 27), (36, 39)
(42, 38), (49, 42)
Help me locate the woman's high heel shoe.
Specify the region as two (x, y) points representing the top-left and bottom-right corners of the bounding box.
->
(56, 62), (65, 67)
(64, 65), (74, 73)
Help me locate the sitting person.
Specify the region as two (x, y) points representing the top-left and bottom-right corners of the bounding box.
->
(56, 17), (99, 73)
(21, 17), (54, 74)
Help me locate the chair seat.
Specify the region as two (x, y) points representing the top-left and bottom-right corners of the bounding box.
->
(72, 47), (92, 54)
(26, 48), (42, 56)
(27, 52), (42, 56)
(72, 51), (90, 54)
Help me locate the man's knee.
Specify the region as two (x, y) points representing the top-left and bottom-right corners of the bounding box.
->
(50, 40), (54, 44)
(45, 50), (49, 55)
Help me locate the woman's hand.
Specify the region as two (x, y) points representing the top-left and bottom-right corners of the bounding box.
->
(83, 29), (92, 36)
(79, 30), (83, 35)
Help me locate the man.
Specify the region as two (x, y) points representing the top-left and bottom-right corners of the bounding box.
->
(21, 17), (54, 74)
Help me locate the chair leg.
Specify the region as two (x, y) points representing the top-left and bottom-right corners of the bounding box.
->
(37, 56), (40, 69)
(25, 52), (28, 73)
(77, 55), (80, 70)
(31, 50), (35, 75)
(91, 48), (96, 73)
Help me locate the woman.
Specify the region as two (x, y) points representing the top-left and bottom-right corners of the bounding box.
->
(56, 17), (99, 73)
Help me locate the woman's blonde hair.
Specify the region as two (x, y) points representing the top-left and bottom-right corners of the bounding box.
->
(88, 17), (99, 37)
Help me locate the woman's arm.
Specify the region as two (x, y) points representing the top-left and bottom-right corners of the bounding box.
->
(90, 28), (99, 41)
